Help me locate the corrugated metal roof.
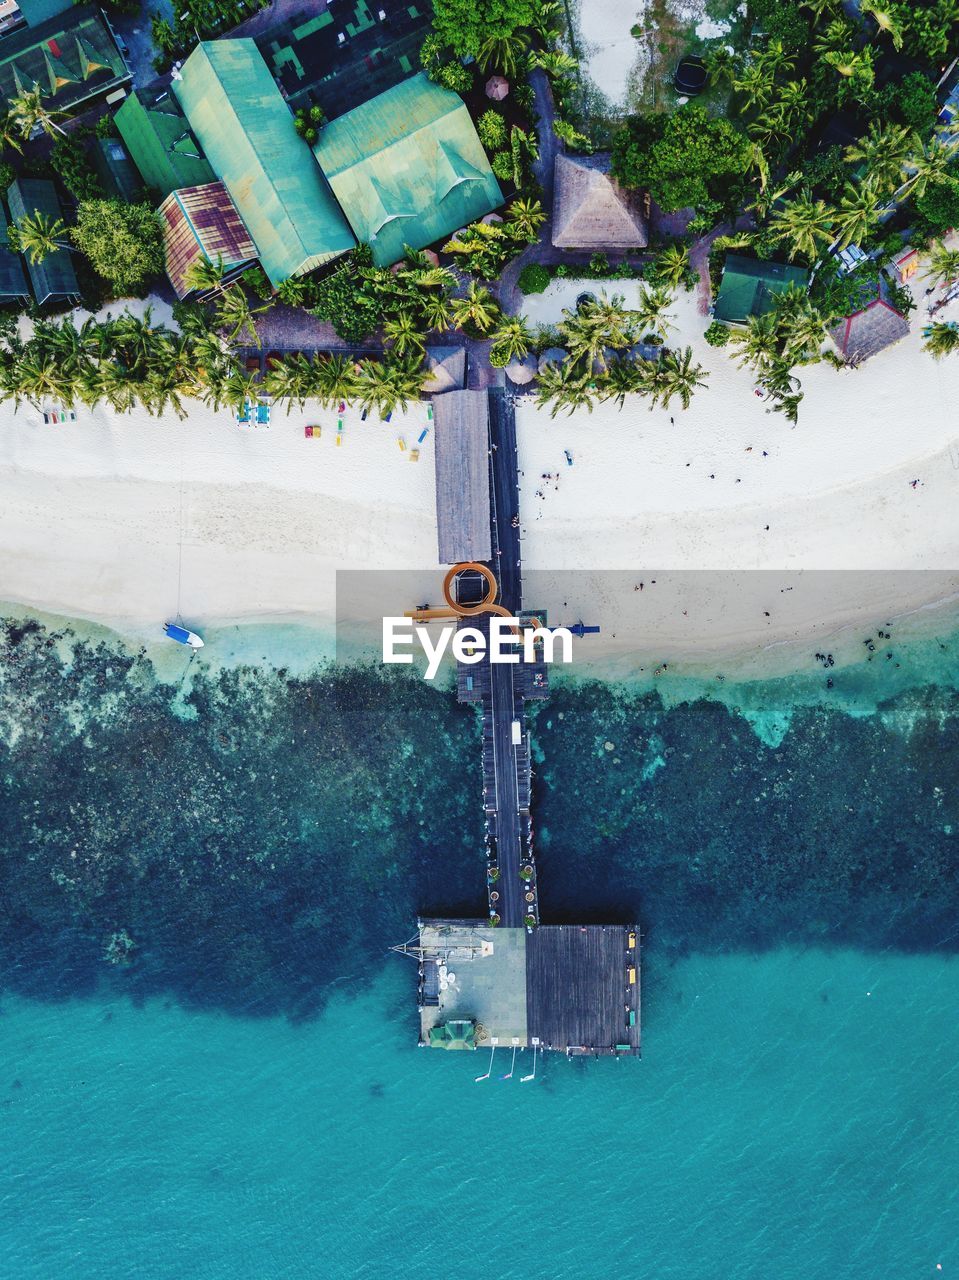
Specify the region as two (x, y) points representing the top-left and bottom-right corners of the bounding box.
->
(0, 4), (128, 117)
(115, 90), (215, 199)
(0, 202), (29, 299)
(432, 389), (491, 565)
(174, 40), (355, 285)
(6, 177), (78, 303)
(713, 253), (808, 325)
(159, 181), (257, 299)
(91, 136), (142, 203)
(315, 73), (502, 267)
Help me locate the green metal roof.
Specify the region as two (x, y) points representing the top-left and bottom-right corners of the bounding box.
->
(16, 0), (73, 29)
(174, 40), (355, 285)
(0, 4), (128, 117)
(713, 253), (809, 326)
(114, 90), (215, 200)
(91, 136), (142, 203)
(314, 73), (502, 267)
(6, 178), (78, 304)
(428, 1020), (476, 1050)
(0, 203), (29, 300)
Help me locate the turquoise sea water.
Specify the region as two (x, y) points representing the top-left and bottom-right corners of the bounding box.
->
(2, 609), (958, 1277)
(4, 952), (958, 1280)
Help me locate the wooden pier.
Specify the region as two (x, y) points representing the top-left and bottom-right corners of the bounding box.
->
(392, 388), (642, 1061)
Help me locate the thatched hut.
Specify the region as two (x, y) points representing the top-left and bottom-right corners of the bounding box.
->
(551, 153), (648, 251)
(538, 347), (568, 374)
(506, 354), (538, 385)
(423, 346), (467, 394)
(828, 277), (909, 363)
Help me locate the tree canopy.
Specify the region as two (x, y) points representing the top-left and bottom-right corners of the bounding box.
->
(71, 200), (165, 295)
(430, 0), (540, 59)
(611, 105), (750, 213)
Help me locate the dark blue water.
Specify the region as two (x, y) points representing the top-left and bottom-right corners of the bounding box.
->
(1, 612), (958, 1278)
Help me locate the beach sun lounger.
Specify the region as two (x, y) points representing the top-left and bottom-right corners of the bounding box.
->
(409, 448), (420, 462)
(305, 425), (321, 438)
(397, 436), (406, 450)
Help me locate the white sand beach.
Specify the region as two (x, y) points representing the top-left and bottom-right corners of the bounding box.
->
(0, 282), (957, 675)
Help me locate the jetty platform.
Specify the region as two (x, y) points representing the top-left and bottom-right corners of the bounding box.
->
(393, 388), (642, 1061)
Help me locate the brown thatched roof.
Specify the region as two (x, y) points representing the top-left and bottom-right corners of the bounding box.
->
(551, 153), (648, 250)
(506, 354), (537, 384)
(422, 346), (466, 394)
(829, 298), (909, 363)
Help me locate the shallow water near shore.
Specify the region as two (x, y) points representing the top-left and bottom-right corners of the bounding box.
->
(1, 610), (958, 1275)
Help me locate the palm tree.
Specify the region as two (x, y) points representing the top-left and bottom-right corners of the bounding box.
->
(801, 0), (839, 19)
(774, 288), (827, 363)
(768, 190), (835, 261)
(384, 310), (426, 357)
(505, 198), (547, 242)
(729, 313), (781, 370)
(602, 356), (643, 409)
(8, 86), (68, 139)
(263, 352), (312, 409)
(732, 63), (776, 114)
(813, 18), (855, 57)
(844, 121), (916, 193)
(769, 389), (804, 424)
(214, 285), (269, 347)
(650, 347), (708, 410)
(534, 359), (598, 418)
(477, 30), (531, 78)
(901, 137), (959, 200)
(421, 291), (453, 333)
(0, 110), (23, 153)
(534, 49), (579, 79)
(490, 316), (533, 363)
(923, 241), (959, 289)
(8, 211), (68, 264)
(833, 178), (884, 249)
(310, 352), (359, 406)
(653, 243), (691, 291)
(184, 254), (228, 296)
(633, 284), (675, 338)
(451, 281), (500, 335)
(861, 1), (905, 49)
(923, 321), (959, 359)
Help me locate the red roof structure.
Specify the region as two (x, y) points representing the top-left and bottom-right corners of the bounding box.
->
(829, 296), (910, 363)
(158, 180), (257, 298)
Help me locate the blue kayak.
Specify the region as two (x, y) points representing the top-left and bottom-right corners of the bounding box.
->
(164, 622), (204, 649)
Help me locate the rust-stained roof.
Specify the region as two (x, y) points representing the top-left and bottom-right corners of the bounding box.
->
(159, 181), (257, 298)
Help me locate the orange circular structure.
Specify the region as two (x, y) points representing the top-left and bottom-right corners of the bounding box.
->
(442, 563), (509, 617)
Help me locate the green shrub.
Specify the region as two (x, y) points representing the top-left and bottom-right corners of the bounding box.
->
(242, 265), (273, 300)
(0, 161), (14, 192)
(488, 344), (511, 367)
(71, 200), (164, 295)
(491, 150), (514, 182)
(477, 109), (507, 151)
(518, 263), (550, 294)
(704, 320), (730, 347)
(51, 137), (104, 202)
(94, 114), (117, 139)
(436, 62), (473, 94)
(588, 251), (609, 276)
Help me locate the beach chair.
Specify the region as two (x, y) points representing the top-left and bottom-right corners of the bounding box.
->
(305, 424), (321, 439)
(417, 427), (429, 444)
(397, 436), (406, 450)
(336, 428), (343, 447)
(409, 448), (420, 462)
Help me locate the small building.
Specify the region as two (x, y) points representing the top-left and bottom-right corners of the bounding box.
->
(7, 178), (78, 305)
(432, 389), (491, 565)
(174, 39), (355, 286)
(828, 276), (910, 363)
(115, 89), (215, 200)
(90, 136), (141, 203)
(0, 202), (29, 303)
(0, 4), (129, 121)
(314, 73), (503, 268)
(551, 153), (648, 251)
(15, 0), (73, 26)
(889, 246), (920, 284)
(712, 253), (809, 326)
(158, 181), (258, 299)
